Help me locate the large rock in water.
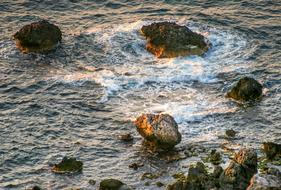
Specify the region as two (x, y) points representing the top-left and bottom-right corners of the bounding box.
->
(134, 114), (181, 149)
(140, 22), (210, 58)
(220, 149), (258, 190)
(13, 20), (62, 53)
(226, 77), (263, 101)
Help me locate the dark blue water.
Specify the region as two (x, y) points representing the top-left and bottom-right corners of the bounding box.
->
(0, 1), (280, 189)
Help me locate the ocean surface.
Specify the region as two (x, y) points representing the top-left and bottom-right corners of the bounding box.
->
(0, 0), (280, 189)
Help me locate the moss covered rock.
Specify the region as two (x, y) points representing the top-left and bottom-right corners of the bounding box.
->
(226, 77), (263, 101)
(13, 20), (62, 53)
(52, 157), (83, 174)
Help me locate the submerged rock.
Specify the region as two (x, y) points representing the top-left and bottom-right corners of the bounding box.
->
(225, 129), (237, 138)
(30, 186), (41, 190)
(134, 113), (181, 149)
(220, 149), (258, 190)
(262, 142), (281, 160)
(226, 77), (263, 101)
(140, 22), (210, 58)
(128, 162), (144, 170)
(52, 157), (83, 174)
(13, 20), (62, 53)
(99, 179), (132, 190)
(120, 133), (134, 142)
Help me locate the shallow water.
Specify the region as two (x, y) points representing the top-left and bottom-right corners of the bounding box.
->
(0, 0), (281, 189)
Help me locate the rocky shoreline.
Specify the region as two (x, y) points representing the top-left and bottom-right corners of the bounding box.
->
(12, 20), (280, 190)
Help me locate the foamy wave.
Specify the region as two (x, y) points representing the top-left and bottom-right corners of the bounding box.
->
(53, 19), (254, 123)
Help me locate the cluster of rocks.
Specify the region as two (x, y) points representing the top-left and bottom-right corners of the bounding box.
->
(13, 21), (263, 102)
(15, 20), (274, 190)
(167, 148), (281, 190)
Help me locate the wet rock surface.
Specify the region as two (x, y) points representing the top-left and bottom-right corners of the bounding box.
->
(51, 157), (83, 174)
(226, 77), (263, 101)
(99, 179), (132, 190)
(13, 20), (62, 53)
(134, 113), (181, 149)
(141, 22), (210, 58)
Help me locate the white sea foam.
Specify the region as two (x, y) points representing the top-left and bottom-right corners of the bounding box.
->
(56, 20), (253, 126)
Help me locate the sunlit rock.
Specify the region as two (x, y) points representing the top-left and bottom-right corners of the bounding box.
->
(226, 77), (263, 101)
(262, 142), (281, 160)
(220, 149), (258, 190)
(13, 20), (62, 53)
(141, 22), (210, 58)
(99, 179), (132, 190)
(51, 157), (83, 174)
(134, 113), (181, 149)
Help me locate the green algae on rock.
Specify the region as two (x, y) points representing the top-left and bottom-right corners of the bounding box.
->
(13, 20), (62, 53)
(141, 22), (210, 58)
(52, 157), (83, 174)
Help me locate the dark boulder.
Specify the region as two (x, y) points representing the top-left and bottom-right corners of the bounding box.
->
(13, 20), (62, 53)
(99, 179), (132, 190)
(51, 157), (83, 174)
(225, 129), (237, 138)
(262, 142), (281, 160)
(135, 113), (181, 149)
(141, 22), (210, 58)
(226, 77), (263, 101)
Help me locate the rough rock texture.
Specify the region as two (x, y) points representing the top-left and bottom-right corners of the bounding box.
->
(247, 172), (281, 190)
(234, 148), (258, 169)
(51, 157), (83, 174)
(220, 149), (258, 190)
(141, 22), (210, 58)
(262, 142), (281, 160)
(226, 77), (263, 101)
(13, 20), (62, 53)
(135, 114), (181, 149)
(167, 162), (217, 190)
(99, 179), (132, 190)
